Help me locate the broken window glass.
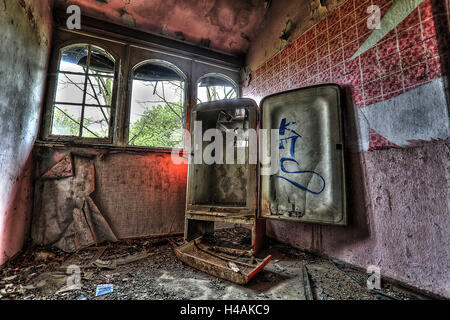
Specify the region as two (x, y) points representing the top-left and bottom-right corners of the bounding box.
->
(197, 74), (237, 104)
(50, 44), (116, 139)
(128, 61), (186, 149)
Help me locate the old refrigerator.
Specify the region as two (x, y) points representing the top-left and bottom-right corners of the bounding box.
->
(184, 84), (348, 255)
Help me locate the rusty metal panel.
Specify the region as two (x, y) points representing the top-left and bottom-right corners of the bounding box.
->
(174, 238), (272, 285)
(259, 85), (347, 225)
(184, 99), (261, 250)
(187, 99), (258, 208)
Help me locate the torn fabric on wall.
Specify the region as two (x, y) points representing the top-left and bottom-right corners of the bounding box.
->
(32, 154), (117, 252)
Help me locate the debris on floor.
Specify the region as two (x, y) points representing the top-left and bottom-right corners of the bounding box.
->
(96, 284), (115, 297)
(306, 261), (377, 300)
(175, 237), (272, 285)
(0, 228), (430, 300)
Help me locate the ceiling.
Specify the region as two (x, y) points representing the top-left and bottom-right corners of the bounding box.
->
(55, 0), (269, 56)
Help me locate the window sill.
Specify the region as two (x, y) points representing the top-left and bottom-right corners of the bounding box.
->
(34, 140), (187, 155)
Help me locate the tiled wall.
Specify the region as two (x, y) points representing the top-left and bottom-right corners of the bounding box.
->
(243, 0), (448, 150)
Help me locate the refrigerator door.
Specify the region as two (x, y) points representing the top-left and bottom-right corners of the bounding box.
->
(259, 85), (347, 225)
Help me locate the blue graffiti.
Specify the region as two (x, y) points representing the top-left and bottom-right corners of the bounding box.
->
(278, 118), (302, 156)
(273, 118), (326, 195)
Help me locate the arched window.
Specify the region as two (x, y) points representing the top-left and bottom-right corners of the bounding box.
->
(128, 60), (186, 148)
(50, 44), (116, 139)
(197, 74), (237, 104)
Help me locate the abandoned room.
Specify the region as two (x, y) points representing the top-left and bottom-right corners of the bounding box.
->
(0, 0), (449, 303)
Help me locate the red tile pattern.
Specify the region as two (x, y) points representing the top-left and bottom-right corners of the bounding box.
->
(244, 0), (447, 111)
(368, 129), (400, 150)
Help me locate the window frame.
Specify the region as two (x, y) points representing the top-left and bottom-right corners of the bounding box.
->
(42, 40), (120, 144)
(196, 72), (239, 104)
(40, 16), (243, 152)
(125, 59), (188, 150)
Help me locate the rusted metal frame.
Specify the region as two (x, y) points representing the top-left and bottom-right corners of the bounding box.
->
(185, 214), (255, 225)
(186, 210), (253, 218)
(246, 255), (272, 282)
(114, 44), (132, 146)
(54, 102), (111, 108)
(175, 240), (271, 285)
(206, 245), (253, 258)
(194, 240), (255, 268)
(79, 45), (92, 137)
(34, 141), (184, 156)
(175, 246), (249, 284)
(186, 205), (254, 216)
(57, 70), (115, 78)
(252, 218), (266, 253)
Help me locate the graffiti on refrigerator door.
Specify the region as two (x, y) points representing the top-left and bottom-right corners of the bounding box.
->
(273, 118), (326, 195)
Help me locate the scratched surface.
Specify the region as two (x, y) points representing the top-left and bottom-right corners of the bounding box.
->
(260, 85), (346, 225)
(190, 105), (251, 206)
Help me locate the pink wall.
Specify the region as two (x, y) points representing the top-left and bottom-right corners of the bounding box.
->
(0, 0), (54, 265)
(243, 0), (450, 297)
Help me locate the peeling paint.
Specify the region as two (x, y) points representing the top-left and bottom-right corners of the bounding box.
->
(54, 0), (268, 55)
(0, 0), (54, 265)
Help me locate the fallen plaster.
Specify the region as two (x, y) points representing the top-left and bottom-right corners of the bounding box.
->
(0, 235), (430, 300)
(32, 155), (117, 252)
(355, 77), (450, 151)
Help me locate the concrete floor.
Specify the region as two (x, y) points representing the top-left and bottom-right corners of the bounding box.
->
(0, 231), (430, 300)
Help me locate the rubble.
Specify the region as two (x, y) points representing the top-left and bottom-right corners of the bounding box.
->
(0, 231), (429, 300)
(96, 284), (114, 296)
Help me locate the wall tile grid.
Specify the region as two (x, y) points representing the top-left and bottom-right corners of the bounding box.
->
(243, 0), (448, 150)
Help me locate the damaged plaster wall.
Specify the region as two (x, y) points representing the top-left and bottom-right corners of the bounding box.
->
(246, 0), (346, 70)
(244, 0), (450, 297)
(0, 0), (54, 265)
(33, 147), (188, 245)
(54, 0), (268, 56)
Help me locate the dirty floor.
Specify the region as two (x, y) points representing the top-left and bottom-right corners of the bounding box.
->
(0, 228), (427, 300)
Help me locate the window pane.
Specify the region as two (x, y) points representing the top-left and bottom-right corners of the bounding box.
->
(89, 46), (115, 74)
(59, 45), (89, 73)
(50, 44), (116, 141)
(129, 63), (185, 148)
(54, 73), (86, 104)
(51, 104), (82, 136)
(85, 75), (113, 106)
(197, 75), (237, 104)
(81, 106), (110, 138)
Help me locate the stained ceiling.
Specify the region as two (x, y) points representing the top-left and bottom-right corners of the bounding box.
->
(55, 0), (269, 56)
